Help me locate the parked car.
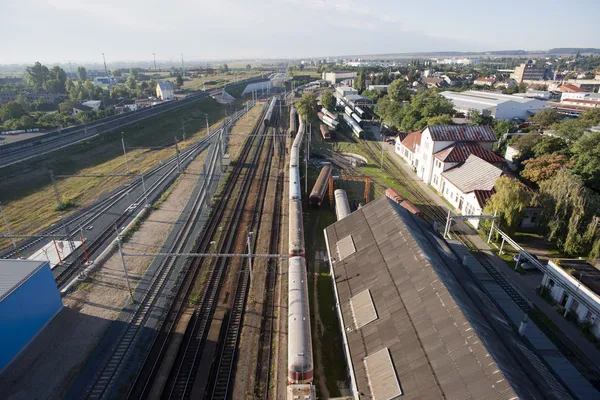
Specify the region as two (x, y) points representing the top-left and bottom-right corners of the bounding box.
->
(513, 252), (539, 270)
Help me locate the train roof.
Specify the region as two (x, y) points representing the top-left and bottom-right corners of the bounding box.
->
(323, 196), (551, 400)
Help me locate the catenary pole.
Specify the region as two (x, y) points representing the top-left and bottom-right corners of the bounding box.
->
(0, 202), (20, 257)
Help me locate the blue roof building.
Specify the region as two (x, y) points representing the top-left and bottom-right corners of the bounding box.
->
(0, 259), (63, 372)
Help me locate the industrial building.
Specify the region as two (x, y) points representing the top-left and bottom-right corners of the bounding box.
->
(322, 71), (357, 84)
(324, 197), (561, 400)
(441, 90), (547, 120)
(0, 259), (63, 371)
(511, 63), (549, 83)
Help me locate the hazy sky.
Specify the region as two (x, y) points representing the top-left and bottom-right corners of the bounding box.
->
(1, 0), (599, 64)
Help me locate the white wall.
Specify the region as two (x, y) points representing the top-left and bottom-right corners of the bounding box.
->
(439, 177), (483, 227)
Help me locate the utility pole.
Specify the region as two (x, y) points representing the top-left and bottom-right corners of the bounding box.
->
(140, 168), (150, 207)
(153, 53), (157, 74)
(205, 114), (210, 136)
(121, 132), (130, 173)
(117, 236), (135, 302)
(102, 53), (108, 78)
(247, 232), (254, 285)
(181, 53), (185, 77)
(0, 202), (20, 258)
(49, 170), (63, 209)
(181, 118), (186, 140)
(174, 137), (182, 173)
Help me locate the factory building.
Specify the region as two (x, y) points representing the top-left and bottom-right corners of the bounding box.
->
(322, 71), (357, 84)
(441, 90), (547, 120)
(323, 196), (568, 400)
(0, 259), (63, 371)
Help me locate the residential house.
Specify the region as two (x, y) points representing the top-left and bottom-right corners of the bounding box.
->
(82, 100), (101, 111)
(556, 83), (588, 93)
(422, 77), (447, 88)
(474, 77), (496, 86)
(415, 125), (497, 186)
(156, 82), (175, 100)
(440, 154), (503, 227)
(443, 75), (462, 87)
(395, 130), (422, 169)
(493, 78), (518, 89)
(72, 104), (93, 116)
(429, 141), (504, 193)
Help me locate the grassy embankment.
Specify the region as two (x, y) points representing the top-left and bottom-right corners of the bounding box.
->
(0, 87), (250, 250)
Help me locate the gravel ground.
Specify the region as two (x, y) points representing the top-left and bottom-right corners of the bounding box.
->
(0, 151), (208, 400)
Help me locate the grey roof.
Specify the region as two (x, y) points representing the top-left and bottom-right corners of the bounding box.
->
(442, 154), (503, 193)
(0, 259), (48, 302)
(428, 125), (497, 142)
(324, 197), (548, 400)
(157, 81), (174, 91)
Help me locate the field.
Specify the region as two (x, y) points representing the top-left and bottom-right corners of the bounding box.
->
(178, 71), (267, 91)
(0, 88), (250, 250)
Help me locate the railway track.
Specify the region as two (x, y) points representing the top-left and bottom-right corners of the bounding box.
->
(127, 99), (275, 400)
(80, 121), (228, 400)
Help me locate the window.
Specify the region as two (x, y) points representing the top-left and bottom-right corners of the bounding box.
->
(549, 279), (555, 288)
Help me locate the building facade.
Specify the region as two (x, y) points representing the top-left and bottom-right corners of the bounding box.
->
(322, 71), (357, 84)
(156, 82), (175, 100)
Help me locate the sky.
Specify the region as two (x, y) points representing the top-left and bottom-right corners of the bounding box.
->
(1, 0), (599, 65)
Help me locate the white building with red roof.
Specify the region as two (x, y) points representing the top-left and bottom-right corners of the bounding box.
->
(415, 125), (497, 186)
(394, 130), (422, 169)
(440, 154), (503, 227)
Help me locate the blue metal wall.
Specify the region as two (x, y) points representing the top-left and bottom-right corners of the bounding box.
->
(0, 263), (63, 370)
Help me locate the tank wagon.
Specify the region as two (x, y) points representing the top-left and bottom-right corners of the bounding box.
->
(354, 106), (365, 118)
(351, 112), (363, 125)
(334, 189), (351, 220)
(287, 256), (314, 383)
(287, 115), (314, 384)
(344, 105), (353, 117)
(342, 114), (364, 138)
(318, 112), (339, 130)
(319, 124), (331, 141)
(289, 106), (298, 137)
(321, 107), (338, 121)
(309, 163), (332, 206)
(264, 97), (277, 127)
(385, 187), (425, 218)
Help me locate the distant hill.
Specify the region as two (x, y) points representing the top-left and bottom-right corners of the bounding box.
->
(549, 48), (600, 54)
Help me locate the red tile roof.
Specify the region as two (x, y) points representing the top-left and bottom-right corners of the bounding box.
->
(557, 84), (587, 93)
(434, 142), (504, 164)
(474, 189), (495, 208)
(400, 130), (423, 151)
(396, 131), (409, 142)
(428, 125), (497, 142)
(563, 98), (600, 105)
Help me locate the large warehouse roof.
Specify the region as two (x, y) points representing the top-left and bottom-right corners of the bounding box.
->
(324, 197), (555, 400)
(442, 90), (543, 106)
(0, 259), (47, 302)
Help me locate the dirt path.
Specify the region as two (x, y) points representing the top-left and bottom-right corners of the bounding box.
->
(0, 151), (208, 400)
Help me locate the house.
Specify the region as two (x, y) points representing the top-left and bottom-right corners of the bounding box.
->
(440, 154), (503, 227)
(366, 84), (388, 92)
(322, 71), (357, 84)
(72, 104), (93, 116)
(443, 75), (462, 87)
(556, 83), (588, 93)
(441, 90), (547, 121)
(395, 129), (422, 169)
(156, 82), (175, 100)
(415, 125), (497, 186)
(541, 259), (600, 339)
(82, 100), (101, 111)
(474, 77), (496, 86)
(123, 100), (137, 112)
(493, 78), (518, 89)
(429, 141), (504, 193)
(422, 77), (447, 88)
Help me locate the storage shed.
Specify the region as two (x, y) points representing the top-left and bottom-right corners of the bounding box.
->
(0, 259), (63, 371)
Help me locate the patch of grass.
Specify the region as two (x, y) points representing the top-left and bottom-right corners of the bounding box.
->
(0, 94), (248, 250)
(152, 175), (182, 210)
(189, 294), (201, 306)
(76, 281), (91, 291)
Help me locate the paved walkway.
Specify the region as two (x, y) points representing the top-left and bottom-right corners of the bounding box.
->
(371, 135), (600, 373)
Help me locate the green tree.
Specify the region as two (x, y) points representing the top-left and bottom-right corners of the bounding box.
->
(176, 74), (184, 88)
(15, 94), (30, 112)
(220, 64), (229, 73)
(511, 132), (540, 160)
(246, 64), (251, 70)
(483, 176), (533, 235)
(532, 136), (567, 157)
(126, 75), (137, 90)
(411, 89), (454, 119)
(530, 108), (562, 128)
(24, 62), (50, 91)
(427, 114), (454, 125)
(0, 101), (27, 122)
(387, 79), (410, 102)
(112, 69), (122, 77)
(77, 66), (87, 82)
(320, 90), (336, 112)
(538, 169), (600, 255)
(521, 153), (571, 184)
(58, 100), (79, 114)
(493, 119), (516, 141)
(354, 69), (366, 92)
(295, 92), (318, 121)
(570, 131), (600, 191)
(129, 68), (139, 79)
(470, 110), (493, 126)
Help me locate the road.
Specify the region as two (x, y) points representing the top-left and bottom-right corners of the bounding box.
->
(0, 77), (267, 169)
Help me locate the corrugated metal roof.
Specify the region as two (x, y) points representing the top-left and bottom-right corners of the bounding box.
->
(157, 81), (174, 91)
(434, 142), (504, 164)
(324, 197), (544, 400)
(0, 259), (48, 302)
(442, 154), (503, 193)
(428, 125), (497, 142)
